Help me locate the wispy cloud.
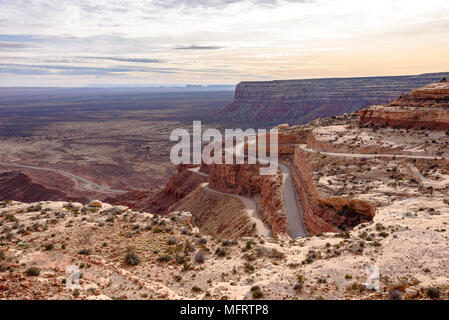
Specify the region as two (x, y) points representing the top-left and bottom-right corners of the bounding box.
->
(174, 45), (222, 50)
(0, 0), (448, 86)
(80, 56), (166, 63)
(0, 42), (36, 49)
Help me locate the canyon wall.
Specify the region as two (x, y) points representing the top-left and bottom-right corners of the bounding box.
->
(206, 162), (288, 237)
(170, 187), (256, 239)
(219, 72), (449, 128)
(360, 81), (449, 130)
(290, 147), (374, 234)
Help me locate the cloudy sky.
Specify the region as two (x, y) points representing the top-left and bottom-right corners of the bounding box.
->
(0, 0), (448, 86)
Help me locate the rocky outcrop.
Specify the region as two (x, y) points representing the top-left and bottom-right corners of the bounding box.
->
(206, 162), (288, 237)
(219, 72), (449, 128)
(169, 187), (255, 239)
(290, 148), (374, 234)
(360, 80), (449, 130)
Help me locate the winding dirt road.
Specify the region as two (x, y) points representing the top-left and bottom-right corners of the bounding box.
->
(0, 161), (127, 194)
(188, 167), (272, 237)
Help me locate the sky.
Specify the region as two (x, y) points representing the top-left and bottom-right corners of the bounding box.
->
(0, 0), (448, 86)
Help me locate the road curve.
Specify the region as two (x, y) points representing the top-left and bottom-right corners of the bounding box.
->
(188, 167), (271, 237)
(0, 161), (128, 194)
(278, 163), (308, 238)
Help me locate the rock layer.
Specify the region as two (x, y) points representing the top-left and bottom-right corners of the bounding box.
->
(219, 73), (449, 128)
(360, 81), (449, 130)
(291, 148), (374, 234)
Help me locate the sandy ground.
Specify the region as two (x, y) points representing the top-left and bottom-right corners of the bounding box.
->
(0, 199), (448, 300)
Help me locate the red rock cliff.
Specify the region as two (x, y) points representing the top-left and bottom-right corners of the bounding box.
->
(290, 147), (374, 234)
(360, 80), (449, 130)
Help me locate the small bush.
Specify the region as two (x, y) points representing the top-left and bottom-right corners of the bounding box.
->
(194, 251), (206, 264)
(0, 264), (7, 272)
(426, 287), (440, 299)
(192, 286), (202, 292)
(0, 251), (5, 261)
(215, 247), (227, 257)
(293, 283), (302, 291)
(168, 237), (178, 245)
(157, 254), (172, 263)
(125, 249), (140, 266)
(78, 249), (91, 256)
(244, 262), (255, 273)
(26, 267), (41, 277)
(6, 214), (17, 222)
(44, 243), (54, 251)
(252, 287), (264, 299)
(174, 275), (182, 282)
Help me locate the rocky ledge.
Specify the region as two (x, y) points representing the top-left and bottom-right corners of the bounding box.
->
(360, 80), (449, 130)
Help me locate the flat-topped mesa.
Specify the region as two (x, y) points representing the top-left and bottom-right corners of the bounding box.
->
(360, 80), (449, 130)
(218, 72), (449, 128)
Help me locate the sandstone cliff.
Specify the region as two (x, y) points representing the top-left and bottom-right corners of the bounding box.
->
(219, 72), (449, 128)
(290, 148), (374, 234)
(360, 80), (449, 130)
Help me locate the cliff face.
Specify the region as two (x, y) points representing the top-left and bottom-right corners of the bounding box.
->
(291, 148), (374, 234)
(360, 80), (449, 130)
(169, 187), (256, 239)
(219, 72), (449, 128)
(206, 162), (288, 237)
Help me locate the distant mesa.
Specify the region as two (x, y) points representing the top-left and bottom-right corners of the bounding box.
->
(218, 72), (449, 128)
